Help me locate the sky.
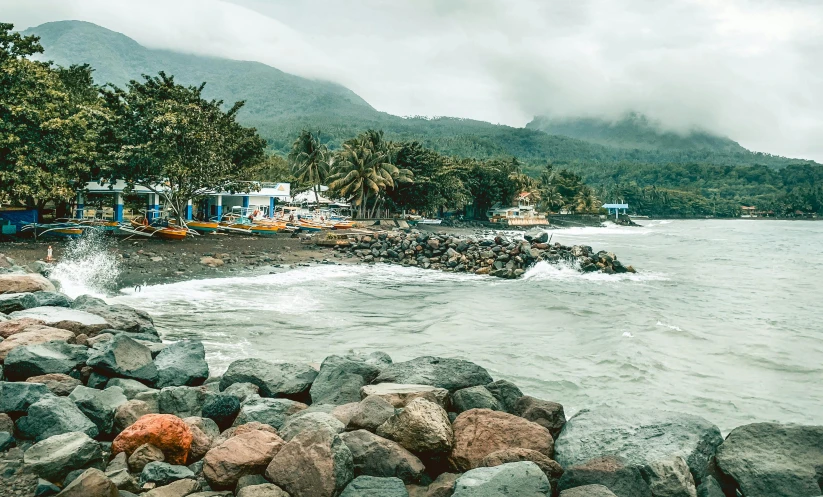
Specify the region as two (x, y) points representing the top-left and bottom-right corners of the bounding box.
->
(3, 0), (822, 161)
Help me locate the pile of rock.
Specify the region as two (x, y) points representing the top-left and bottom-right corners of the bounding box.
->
(2, 273), (822, 497)
(329, 229), (635, 279)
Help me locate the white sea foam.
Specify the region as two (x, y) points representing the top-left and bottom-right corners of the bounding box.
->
(656, 321), (683, 331)
(49, 230), (120, 298)
(622, 331), (634, 338)
(521, 261), (668, 282)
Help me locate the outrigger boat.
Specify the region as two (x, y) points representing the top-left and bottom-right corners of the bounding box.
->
(120, 216), (189, 240)
(170, 219), (219, 234)
(20, 222), (84, 239)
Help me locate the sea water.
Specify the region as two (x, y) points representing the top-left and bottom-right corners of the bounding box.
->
(57, 220), (823, 432)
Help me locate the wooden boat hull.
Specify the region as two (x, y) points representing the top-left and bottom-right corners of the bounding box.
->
(185, 221), (219, 233)
(155, 228), (188, 240)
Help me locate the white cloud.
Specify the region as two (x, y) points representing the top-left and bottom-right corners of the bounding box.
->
(3, 0), (822, 160)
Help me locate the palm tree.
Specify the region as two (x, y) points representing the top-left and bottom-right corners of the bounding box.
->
(575, 188), (600, 214)
(540, 186), (564, 213)
(289, 130), (328, 207)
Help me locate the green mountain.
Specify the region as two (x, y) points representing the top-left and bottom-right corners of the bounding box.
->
(22, 20), (817, 171)
(527, 113), (746, 153)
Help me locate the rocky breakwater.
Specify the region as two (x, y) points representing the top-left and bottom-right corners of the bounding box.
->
(329, 228), (635, 279)
(2, 270), (822, 496)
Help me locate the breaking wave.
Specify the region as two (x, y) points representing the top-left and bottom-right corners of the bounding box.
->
(49, 230), (120, 298)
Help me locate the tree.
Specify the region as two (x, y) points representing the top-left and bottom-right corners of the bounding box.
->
(288, 130), (329, 207)
(0, 24), (103, 215)
(574, 187), (600, 214)
(100, 72), (266, 223)
(328, 130), (412, 218)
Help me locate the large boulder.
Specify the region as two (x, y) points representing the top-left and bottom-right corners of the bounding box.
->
(17, 395), (99, 441)
(340, 476), (408, 497)
(280, 412), (345, 441)
(265, 426), (354, 497)
(557, 456), (652, 497)
(347, 395), (396, 432)
(451, 386), (502, 413)
(30, 292), (72, 308)
(69, 386), (128, 435)
(55, 468), (118, 497)
(554, 408), (723, 492)
(0, 292), (38, 313)
(340, 430), (427, 484)
(203, 429), (285, 489)
(481, 448), (563, 492)
(23, 431), (103, 481)
(360, 383), (450, 409)
(182, 416), (220, 463)
(201, 394), (240, 431)
(9, 307), (108, 335)
(236, 484), (290, 497)
(559, 485), (618, 497)
(139, 461), (196, 486)
(0, 326), (75, 361)
(0, 317), (45, 338)
(220, 359), (317, 400)
(233, 397), (307, 430)
(112, 414), (193, 465)
(115, 399), (156, 432)
(484, 380), (524, 414)
(0, 274), (56, 294)
(513, 396), (566, 439)
(310, 355), (382, 405)
(154, 341), (209, 388)
(26, 373), (82, 396)
(158, 386), (210, 418)
(452, 461), (551, 496)
(450, 409), (554, 471)
(0, 381), (53, 414)
(71, 295), (155, 333)
(715, 422), (823, 497)
(107, 378), (157, 399)
(373, 356), (493, 392)
(376, 398), (454, 457)
(86, 334), (158, 383)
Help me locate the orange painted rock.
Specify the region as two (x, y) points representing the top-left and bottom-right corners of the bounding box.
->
(111, 414), (193, 465)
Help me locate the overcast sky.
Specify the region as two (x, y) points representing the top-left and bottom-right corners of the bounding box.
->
(3, 0), (822, 161)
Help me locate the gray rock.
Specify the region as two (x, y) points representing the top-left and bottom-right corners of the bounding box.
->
(0, 381), (53, 414)
(200, 394), (240, 431)
(484, 379), (523, 414)
(4, 340), (88, 380)
(359, 383), (450, 409)
(140, 461), (196, 486)
(559, 485), (618, 497)
(347, 395), (396, 432)
(69, 386), (128, 435)
(340, 430), (427, 484)
(9, 306), (108, 330)
(524, 229), (549, 244)
(105, 329), (162, 343)
(23, 431), (103, 481)
(280, 411), (345, 441)
(158, 386), (209, 418)
(554, 408), (722, 489)
(154, 340), (209, 388)
(71, 295), (155, 333)
(87, 371), (110, 389)
(221, 382), (259, 402)
(219, 358), (317, 401)
(0, 292), (39, 313)
(310, 355), (382, 405)
(233, 397), (306, 430)
(128, 443), (165, 473)
(340, 476), (409, 497)
(134, 389), (160, 413)
(106, 452), (128, 473)
(373, 356), (493, 392)
(345, 351), (393, 368)
(17, 395), (99, 441)
(514, 396), (566, 439)
(0, 431), (14, 451)
(557, 456), (652, 497)
(34, 478), (61, 497)
(696, 476), (725, 497)
(106, 468), (141, 493)
(57, 468), (118, 497)
(143, 479), (200, 497)
(376, 398), (454, 457)
(106, 378), (157, 399)
(30, 292), (72, 308)
(236, 484), (290, 497)
(86, 334), (158, 383)
(26, 373), (82, 396)
(452, 461), (551, 496)
(451, 386), (502, 413)
(236, 474), (269, 491)
(715, 422), (823, 497)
